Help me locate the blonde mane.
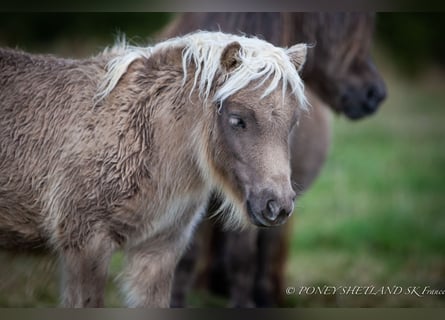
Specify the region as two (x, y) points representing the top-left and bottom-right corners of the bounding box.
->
(95, 31), (307, 108)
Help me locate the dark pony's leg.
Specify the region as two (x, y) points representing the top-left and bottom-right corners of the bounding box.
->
(225, 228), (258, 307)
(207, 222), (230, 297)
(254, 223), (293, 307)
(203, 214), (288, 307)
(170, 235), (201, 307)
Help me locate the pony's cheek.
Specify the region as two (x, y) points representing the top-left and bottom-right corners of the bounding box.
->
(210, 150), (249, 204)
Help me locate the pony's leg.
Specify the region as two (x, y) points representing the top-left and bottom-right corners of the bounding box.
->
(121, 233), (190, 307)
(225, 228), (258, 308)
(59, 232), (115, 307)
(207, 221), (230, 296)
(254, 223), (292, 307)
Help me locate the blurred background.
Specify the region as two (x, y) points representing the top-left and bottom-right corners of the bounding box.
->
(0, 12), (444, 307)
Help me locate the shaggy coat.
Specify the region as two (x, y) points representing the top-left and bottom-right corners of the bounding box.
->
(0, 31), (307, 307)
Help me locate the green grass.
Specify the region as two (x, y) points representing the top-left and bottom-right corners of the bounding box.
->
(287, 68), (445, 307)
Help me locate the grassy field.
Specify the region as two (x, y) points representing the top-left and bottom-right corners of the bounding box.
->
(0, 44), (444, 306)
(285, 65), (445, 307)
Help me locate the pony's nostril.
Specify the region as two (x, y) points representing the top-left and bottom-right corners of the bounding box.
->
(366, 85), (377, 101)
(375, 85), (387, 104)
(340, 91), (350, 106)
(280, 208), (291, 218)
(265, 199), (294, 223)
(364, 84), (386, 113)
(265, 200), (280, 221)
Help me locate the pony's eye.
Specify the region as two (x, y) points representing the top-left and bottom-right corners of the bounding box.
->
(216, 100), (222, 109)
(228, 115), (246, 129)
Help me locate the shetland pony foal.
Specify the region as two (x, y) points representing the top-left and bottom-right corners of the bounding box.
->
(0, 32), (307, 307)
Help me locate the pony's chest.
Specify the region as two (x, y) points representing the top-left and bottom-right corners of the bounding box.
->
(117, 191), (209, 247)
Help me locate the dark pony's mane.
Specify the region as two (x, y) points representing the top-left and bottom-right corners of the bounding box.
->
(163, 13), (375, 77)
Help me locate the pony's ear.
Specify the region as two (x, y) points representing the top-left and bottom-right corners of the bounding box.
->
(286, 43), (307, 72)
(220, 41), (242, 72)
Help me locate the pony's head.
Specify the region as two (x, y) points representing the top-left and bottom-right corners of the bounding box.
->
(293, 13), (387, 119)
(181, 33), (308, 228)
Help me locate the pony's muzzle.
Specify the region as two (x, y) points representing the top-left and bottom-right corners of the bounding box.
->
(341, 81), (386, 120)
(246, 189), (296, 227)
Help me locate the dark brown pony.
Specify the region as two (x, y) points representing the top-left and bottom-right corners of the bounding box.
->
(162, 13), (387, 307)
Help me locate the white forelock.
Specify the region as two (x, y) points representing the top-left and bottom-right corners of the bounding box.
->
(95, 31), (307, 109)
